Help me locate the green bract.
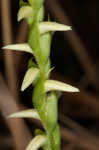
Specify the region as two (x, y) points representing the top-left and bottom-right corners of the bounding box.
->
(3, 0), (80, 149)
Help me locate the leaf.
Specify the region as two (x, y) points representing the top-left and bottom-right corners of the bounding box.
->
(45, 80), (79, 92)
(8, 109), (40, 120)
(2, 43), (33, 54)
(18, 6), (33, 21)
(26, 135), (47, 150)
(21, 68), (40, 91)
(38, 22), (72, 34)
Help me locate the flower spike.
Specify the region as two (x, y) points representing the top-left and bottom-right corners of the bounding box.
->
(45, 80), (79, 92)
(2, 43), (33, 54)
(8, 109), (41, 120)
(7, 0), (80, 149)
(39, 21), (72, 34)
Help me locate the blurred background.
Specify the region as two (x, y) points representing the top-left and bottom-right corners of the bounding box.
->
(0, 0), (97, 149)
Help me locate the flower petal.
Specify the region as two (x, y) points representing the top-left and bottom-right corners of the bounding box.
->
(45, 80), (79, 92)
(26, 135), (47, 150)
(18, 6), (33, 21)
(39, 22), (72, 34)
(2, 43), (33, 54)
(8, 109), (40, 120)
(21, 68), (40, 91)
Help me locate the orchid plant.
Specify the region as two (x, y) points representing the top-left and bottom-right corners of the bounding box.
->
(3, 0), (79, 150)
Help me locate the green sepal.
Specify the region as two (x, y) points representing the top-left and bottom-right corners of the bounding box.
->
(33, 78), (47, 129)
(28, 0), (44, 22)
(33, 78), (46, 110)
(25, 16), (34, 25)
(37, 6), (44, 22)
(46, 125), (60, 150)
(28, 23), (52, 72)
(28, 0), (44, 10)
(19, 0), (28, 7)
(44, 59), (51, 78)
(45, 92), (58, 132)
(28, 23), (40, 65)
(52, 125), (60, 150)
(39, 32), (52, 70)
(43, 145), (52, 150)
(28, 58), (38, 68)
(35, 129), (45, 136)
